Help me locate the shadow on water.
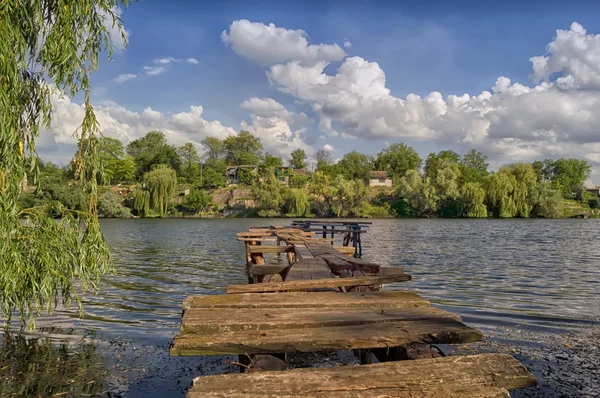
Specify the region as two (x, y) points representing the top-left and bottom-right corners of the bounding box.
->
(0, 332), (107, 397)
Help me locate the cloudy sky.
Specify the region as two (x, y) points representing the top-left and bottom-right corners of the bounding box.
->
(41, 0), (600, 183)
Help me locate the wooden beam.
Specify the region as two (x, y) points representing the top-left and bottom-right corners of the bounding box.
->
(180, 307), (463, 334)
(226, 274), (411, 293)
(186, 353), (535, 397)
(248, 265), (291, 276)
(182, 291), (430, 311)
(248, 246), (294, 254)
(171, 317), (483, 356)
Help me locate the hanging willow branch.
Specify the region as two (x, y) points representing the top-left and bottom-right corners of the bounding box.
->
(0, 0), (129, 328)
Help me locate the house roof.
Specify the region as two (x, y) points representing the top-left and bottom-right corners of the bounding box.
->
(369, 171), (388, 179)
(292, 168), (306, 175)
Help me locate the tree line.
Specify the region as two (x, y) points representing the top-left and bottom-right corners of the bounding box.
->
(24, 130), (593, 219)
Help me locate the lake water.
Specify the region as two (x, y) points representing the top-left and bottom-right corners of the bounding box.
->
(2, 218), (600, 397)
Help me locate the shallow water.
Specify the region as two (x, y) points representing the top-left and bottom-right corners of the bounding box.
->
(2, 218), (600, 397)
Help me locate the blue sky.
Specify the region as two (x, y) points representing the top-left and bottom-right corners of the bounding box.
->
(43, 0), (600, 180)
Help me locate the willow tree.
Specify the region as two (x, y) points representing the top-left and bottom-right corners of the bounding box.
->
(459, 182), (488, 217)
(144, 165), (177, 217)
(1, 1), (128, 327)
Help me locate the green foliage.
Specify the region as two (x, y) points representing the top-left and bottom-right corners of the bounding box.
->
(201, 136), (225, 165)
(530, 184), (564, 218)
(397, 170), (439, 217)
(327, 176), (370, 217)
(126, 131), (180, 177)
(540, 158), (591, 197)
(144, 165), (177, 217)
(460, 149), (489, 183)
(375, 143), (422, 179)
(589, 198), (600, 209)
(177, 142), (201, 183)
(336, 151), (374, 181)
(133, 189), (150, 217)
(223, 131), (263, 165)
(424, 150), (460, 180)
(1, 0), (128, 327)
(259, 154), (283, 177)
(289, 174), (308, 188)
(201, 166), (227, 189)
(184, 189), (213, 213)
(289, 149), (308, 169)
(314, 148), (334, 170)
(459, 182), (488, 217)
(238, 168), (258, 185)
(251, 175), (284, 215)
(284, 188), (310, 217)
(98, 191), (131, 218)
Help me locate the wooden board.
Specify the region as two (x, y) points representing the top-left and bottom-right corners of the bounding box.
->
(180, 306), (462, 333)
(226, 274), (411, 293)
(182, 291), (430, 311)
(186, 354), (535, 398)
(170, 317), (483, 355)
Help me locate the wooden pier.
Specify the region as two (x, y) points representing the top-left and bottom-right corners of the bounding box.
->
(171, 223), (536, 397)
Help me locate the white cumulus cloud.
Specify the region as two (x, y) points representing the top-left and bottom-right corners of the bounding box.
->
(113, 73), (137, 83)
(221, 19), (346, 66)
(143, 66), (165, 76)
(248, 22), (600, 175)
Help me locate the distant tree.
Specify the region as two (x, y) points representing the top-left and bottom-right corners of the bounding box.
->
(541, 158), (592, 197)
(133, 190), (151, 217)
(336, 151), (374, 181)
(289, 149), (308, 169)
(375, 143), (422, 179)
(177, 143), (201, 183)
(459, 182), (488, 218)
(289, 174), (308, 189)
(223, 131), (263, 165)
(201, 137), (225, 165)
(328, 176), (370, 217)
(127, 131), (180, 177)
(460, 149), (489, 183)
(260, 153), (283, 177)
(397, 170), (438, 217)
(252, 174), (284, 217)
(98, 191), (131, 218)
(184, 189), (213, 213)
(144, 164), (177, 217)
(314, 148), (333, 169)
(530, 184), (564, 218)
(424, 150), (460, 180)
(284, 188), (310, 217)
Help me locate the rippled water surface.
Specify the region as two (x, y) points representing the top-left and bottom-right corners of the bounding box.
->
(4, 218), (600, 396)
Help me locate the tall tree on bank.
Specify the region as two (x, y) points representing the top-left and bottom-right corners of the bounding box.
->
(177, 143), (201, 183)
(0, 0), (128, 327)
(144, 165), (177, 217)
(223, 131), (263, 165)
(201, 136), (225, 165)
(126, 131), (180, 177)
(375, 143), (422, 179)
(289, 149), (308, 169)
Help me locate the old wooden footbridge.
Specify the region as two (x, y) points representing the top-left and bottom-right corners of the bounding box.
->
(171, 221), (536, 397)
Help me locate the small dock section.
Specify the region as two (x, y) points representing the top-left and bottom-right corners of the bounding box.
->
(171, 223), (536, 397)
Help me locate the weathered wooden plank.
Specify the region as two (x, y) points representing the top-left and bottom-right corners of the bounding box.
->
(170, 317), (483, 355)
(237, 238), (278, 242)
(180, 307), (462, 333)
(226, 274), (411, 293)
(186, 353), (534, 397)
(248, 246), (294, 254)
(248, 265), (291, 276)
(183, 291), (430, 311)
(192, 386), (511, 398)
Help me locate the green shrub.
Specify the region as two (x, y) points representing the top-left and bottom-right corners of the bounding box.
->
(98, 191), (131, 218)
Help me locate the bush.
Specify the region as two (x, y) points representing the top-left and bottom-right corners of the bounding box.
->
(289, 175), (308, 189)
(589, 198), (600, 209)
(98, 191), (131, 218)
(184, 189), (213, 213)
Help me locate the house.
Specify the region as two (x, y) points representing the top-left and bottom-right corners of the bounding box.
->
(368, 171), (392, 187)
(586, 187), (600, 198)
(225, 165), (258, 186)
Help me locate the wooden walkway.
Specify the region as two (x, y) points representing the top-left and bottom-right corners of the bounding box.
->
(170, 225), (536, 397)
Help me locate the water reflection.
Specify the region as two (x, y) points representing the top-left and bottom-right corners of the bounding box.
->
(0, 332), (106, 397)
